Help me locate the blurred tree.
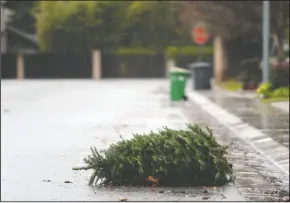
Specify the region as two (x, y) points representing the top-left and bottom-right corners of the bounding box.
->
(33, 1), (129, 53)
(179, 1), (289, 59)
(33, 1), (192, 53)
(122, 1), (192, 51)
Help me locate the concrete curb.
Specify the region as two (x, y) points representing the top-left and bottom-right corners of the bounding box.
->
(187, 90), (289, 176)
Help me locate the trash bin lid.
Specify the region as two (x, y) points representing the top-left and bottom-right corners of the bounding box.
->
(169, 67), (190, 74)
(188, 62), (211, 69)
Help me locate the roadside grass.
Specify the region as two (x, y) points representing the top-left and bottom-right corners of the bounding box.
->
(218, 80), (242, 91)
(257, 85), (289, 103)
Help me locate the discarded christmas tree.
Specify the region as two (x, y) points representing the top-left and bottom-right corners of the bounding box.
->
(73, 124), (234, 186)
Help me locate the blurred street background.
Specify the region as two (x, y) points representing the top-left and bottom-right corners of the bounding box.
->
(1, 1), (289, 201)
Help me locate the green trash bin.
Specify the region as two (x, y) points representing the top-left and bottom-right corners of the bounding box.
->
(170, 67), (190, 101)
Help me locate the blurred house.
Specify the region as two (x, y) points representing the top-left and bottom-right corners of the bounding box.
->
(1, 1), (38, 53)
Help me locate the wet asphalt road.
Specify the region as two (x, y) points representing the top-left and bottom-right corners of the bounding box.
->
(1, 79), (287, 201)
(1, 79), (244, 201)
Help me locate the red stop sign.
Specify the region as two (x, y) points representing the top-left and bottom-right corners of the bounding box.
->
(195, 35), (208, 45)
(192, 25), (209, 45)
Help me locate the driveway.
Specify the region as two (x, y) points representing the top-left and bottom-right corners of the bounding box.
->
(1, 79), (244, 201)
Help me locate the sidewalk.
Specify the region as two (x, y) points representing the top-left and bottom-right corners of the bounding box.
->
(213, 85), (289, 114)
(270, 102), (289, 113)
(181, 98), (289, 201)
(187, 86), (289, 175)
(185, 86), (289, 201)
(196, 87), (289, 148)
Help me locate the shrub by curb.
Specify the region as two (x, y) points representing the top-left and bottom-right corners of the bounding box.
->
(73, 124), (234, 187)
(257, 82), (289, 100)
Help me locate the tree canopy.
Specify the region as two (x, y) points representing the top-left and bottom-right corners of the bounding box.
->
(6, 1), (288, 57)
(32, 1), (193, 53)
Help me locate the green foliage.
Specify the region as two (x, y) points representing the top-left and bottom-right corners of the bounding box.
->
(257, 82), (272, 98)
(73, 124), (234, 187)
(270, 87), (290, 98)
(125, 1), (152, 23)
(123, 1), (193, 49)
(165, 46), (213, 59)
(114, 47), (157, 55)
(257, 82), (289, 99)
(33, 1), (193, 53)
(110, 46), (213, 56)
(33, 1), (129, 52)
(218, 80), (243, 91)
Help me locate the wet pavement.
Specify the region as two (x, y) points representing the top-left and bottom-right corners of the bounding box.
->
(1, 79), (243, 201)
(271, 102), (289, 113)
(198, 89), (289, 148)
(187, 87), (289, 176)
(1, 79), (288, 201)
(181, 100), (289, 201)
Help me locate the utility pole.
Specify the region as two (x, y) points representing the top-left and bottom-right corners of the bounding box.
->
(262, 1), (270, 83)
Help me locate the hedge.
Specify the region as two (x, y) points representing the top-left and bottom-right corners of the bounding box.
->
(108, 46), (214, 58)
